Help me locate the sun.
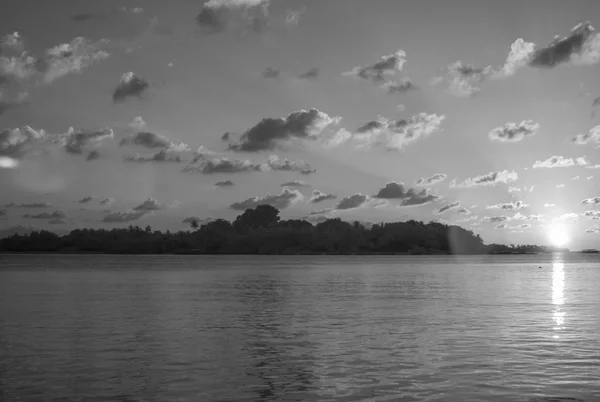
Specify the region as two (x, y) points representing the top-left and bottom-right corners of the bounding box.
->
(547, 223), (569, 247)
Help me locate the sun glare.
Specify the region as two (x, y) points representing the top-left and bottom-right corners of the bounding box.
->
(548, 223), (569, 247)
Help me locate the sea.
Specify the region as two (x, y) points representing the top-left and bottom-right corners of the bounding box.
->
(1, 253), (599, 402)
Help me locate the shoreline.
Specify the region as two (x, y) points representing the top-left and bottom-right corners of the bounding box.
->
(0, 251), (574, 256)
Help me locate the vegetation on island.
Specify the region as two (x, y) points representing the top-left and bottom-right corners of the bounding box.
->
(0, 205), (565, 255)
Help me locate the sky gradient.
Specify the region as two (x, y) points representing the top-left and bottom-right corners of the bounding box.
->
(1, 0), (600, 249)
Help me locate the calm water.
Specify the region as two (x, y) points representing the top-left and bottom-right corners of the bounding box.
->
(1, 253), (599, 402)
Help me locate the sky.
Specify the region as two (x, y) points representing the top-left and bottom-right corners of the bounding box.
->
(1, 0), (600, 250)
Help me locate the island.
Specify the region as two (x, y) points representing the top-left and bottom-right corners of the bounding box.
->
(0, 204), (570, 255)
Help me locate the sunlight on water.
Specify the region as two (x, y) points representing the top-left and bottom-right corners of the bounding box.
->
(552, 255), (565, 338)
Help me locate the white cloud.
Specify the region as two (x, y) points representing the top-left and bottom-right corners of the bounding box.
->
(452, 170), (518, 188)
(488, 120), (539, 142)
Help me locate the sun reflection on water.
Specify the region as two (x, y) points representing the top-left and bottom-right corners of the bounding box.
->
(551, 256), (565, 338)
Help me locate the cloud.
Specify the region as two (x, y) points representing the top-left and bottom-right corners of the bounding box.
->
(309, 190), (337, 203)
(281, 180), (309, 188)
(581, 197), (600, 205)
(532, 155), (588, 168)
(100, 197), (114, 206)
(431, 61), (495, 97)
(486, 201), (528, 210)
(196, 0), (270, 34)
(23, 210), (66, 219)
(457, 215), (479, 223)
(495, 223), (508, 229)
(570, 125), (600, 146)
(572, 176), (580, 180)
(344, 50), (407, 84)
(529, 22), (599, 68)
(124, 150), (183, 163)
(86, 150), (101, 161)
(113, 72), (149, 102)
(380, 78), (416, 94)
(585, 225), (600, 233)
(415, 173), (447, 186)
(133, 198), (165, 211)
(452, 170), (518, 188)
(556, 184), (565, 188)
(496, 38), (537, 76)
(554, 213), (579, 221)
(129, 116), (147, 131)
(182, 157), (263, 174)
(78, 196), (94, 204)
(227, 108), (339, 152)
(373, 181), (440, 206)
(488, 120), (540, 142)
(230, 188), (303, 210)
(298, 67), (319, 80)
(484, 215), (510, 223)
(1, 32), (24, 51)
(48, 218), (66, 225)
(508, 186), (521, 193)
(0, 126), (47, 157)
(266, 155), (316, 174)
(588, 175), (594, 180)
(215, 180), (234, 187)
(457, 207), (471, 215)
(119, 131), (188, 150)
(336, 112), (445, 151)
(335, 193), (370, 210)
(285, 9), (303, 25)
(397, 104), (405, 112)
(102, 210), (148, 222)
(583, 210), (600, 220)
(60, 127), (114, 154)
(544, 203), (556, 208)
(262, 67), (279, 79)
(437, 201), (460, 214)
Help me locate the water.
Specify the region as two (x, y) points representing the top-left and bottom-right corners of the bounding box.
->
(1, 253), (599, 402)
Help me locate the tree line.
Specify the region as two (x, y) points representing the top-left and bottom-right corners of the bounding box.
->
(0, 205), (559, 254)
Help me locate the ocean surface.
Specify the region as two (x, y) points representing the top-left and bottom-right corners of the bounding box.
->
(1, 253), (599, 402)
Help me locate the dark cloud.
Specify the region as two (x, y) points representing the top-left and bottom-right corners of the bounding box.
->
(196, 7), (228, 33)
(100, 197), (114, 206)
(61, 127), (114, 154)
(373, 181), (440, 206)
(23, 210), (65, 219)
(119, 131), (187, 150)
(221, 132), (231, 141)
(182, 216), (213, 224)
(102, 210), (148, 223)
(457, 208), (471, 215)
(488, 120), (539, 142)
(215, 180), (234, 187)
(87, 150), (100, 161)
(486, 201), (528, 210)
(70, 7), (144, 23)
(112, 72), (149, 103)
(451, 170), (518, 188)
(16, 202), (51, 208)
(228, 108), (338, 152)
(309, 190), (337, 203)
(230, 188), (303, 211)
(335, 193), (370, 210)
(281, 180), (310, 188)
(262, 67), (280, 79)
(298, 67), (319, 80)
(583, 210), (600, 220)
(133, 198), (165, 211)
(585, 225), (600, 233)
(437, 201), (460, 214)
(415, 173), (447, 186)
(0, 209), (6, 217)
(343, 50), (407, 84)
(78, 196), (94, 204)
(529, 22), (597, 68)
(124, 150), (183, 163)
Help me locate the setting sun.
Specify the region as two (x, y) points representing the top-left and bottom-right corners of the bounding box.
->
(548, 223), (570, 247)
